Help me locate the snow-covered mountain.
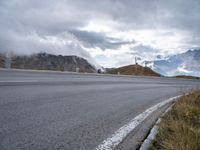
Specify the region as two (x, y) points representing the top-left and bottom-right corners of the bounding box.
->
(145, 49), (200, 76)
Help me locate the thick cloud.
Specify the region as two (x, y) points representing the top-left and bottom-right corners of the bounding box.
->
(0, 0), (200, 67)
(69, 30), (135, 50)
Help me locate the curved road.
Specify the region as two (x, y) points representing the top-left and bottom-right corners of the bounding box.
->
(0, 69), (199, 150)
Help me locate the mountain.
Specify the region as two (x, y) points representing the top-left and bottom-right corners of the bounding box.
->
(0, 53), (96, 73)
(145, 49), (200, 76)
(108, 64), (161, 76)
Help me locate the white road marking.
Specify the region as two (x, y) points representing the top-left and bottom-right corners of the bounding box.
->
(95, 95), (182, 150)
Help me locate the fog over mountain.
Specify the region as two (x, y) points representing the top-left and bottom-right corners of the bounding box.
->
(0, 53), (96, 73)
(0, 0), (200, 75)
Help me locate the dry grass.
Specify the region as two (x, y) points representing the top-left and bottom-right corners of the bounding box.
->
(149, 90), (200, 150)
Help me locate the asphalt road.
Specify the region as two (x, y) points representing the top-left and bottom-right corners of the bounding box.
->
(0, 69), (200, 150)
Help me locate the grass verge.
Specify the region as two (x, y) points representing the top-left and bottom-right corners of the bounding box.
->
(149, 90), (200, 150)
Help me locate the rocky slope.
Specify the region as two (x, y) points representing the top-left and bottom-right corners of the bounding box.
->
(0, 54), (5, 68)
(0, 53), (96, 73)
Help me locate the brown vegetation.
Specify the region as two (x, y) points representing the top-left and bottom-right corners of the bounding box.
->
(149, 90), (200, 150)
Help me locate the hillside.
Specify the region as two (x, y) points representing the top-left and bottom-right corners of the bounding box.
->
(175, 75), (200, 80)
(108, 64), (161, 76)
(1, 53), (96, 73)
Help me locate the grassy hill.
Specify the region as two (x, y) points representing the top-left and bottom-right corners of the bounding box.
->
(108, 64), (161, 77)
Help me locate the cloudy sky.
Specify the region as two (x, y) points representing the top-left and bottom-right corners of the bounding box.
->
(0, 0), (200, 67)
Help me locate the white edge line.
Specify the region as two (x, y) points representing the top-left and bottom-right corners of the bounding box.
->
(95, 95), (182, 150)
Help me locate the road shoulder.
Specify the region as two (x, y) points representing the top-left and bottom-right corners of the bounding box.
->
(115, 102), (173, 150)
